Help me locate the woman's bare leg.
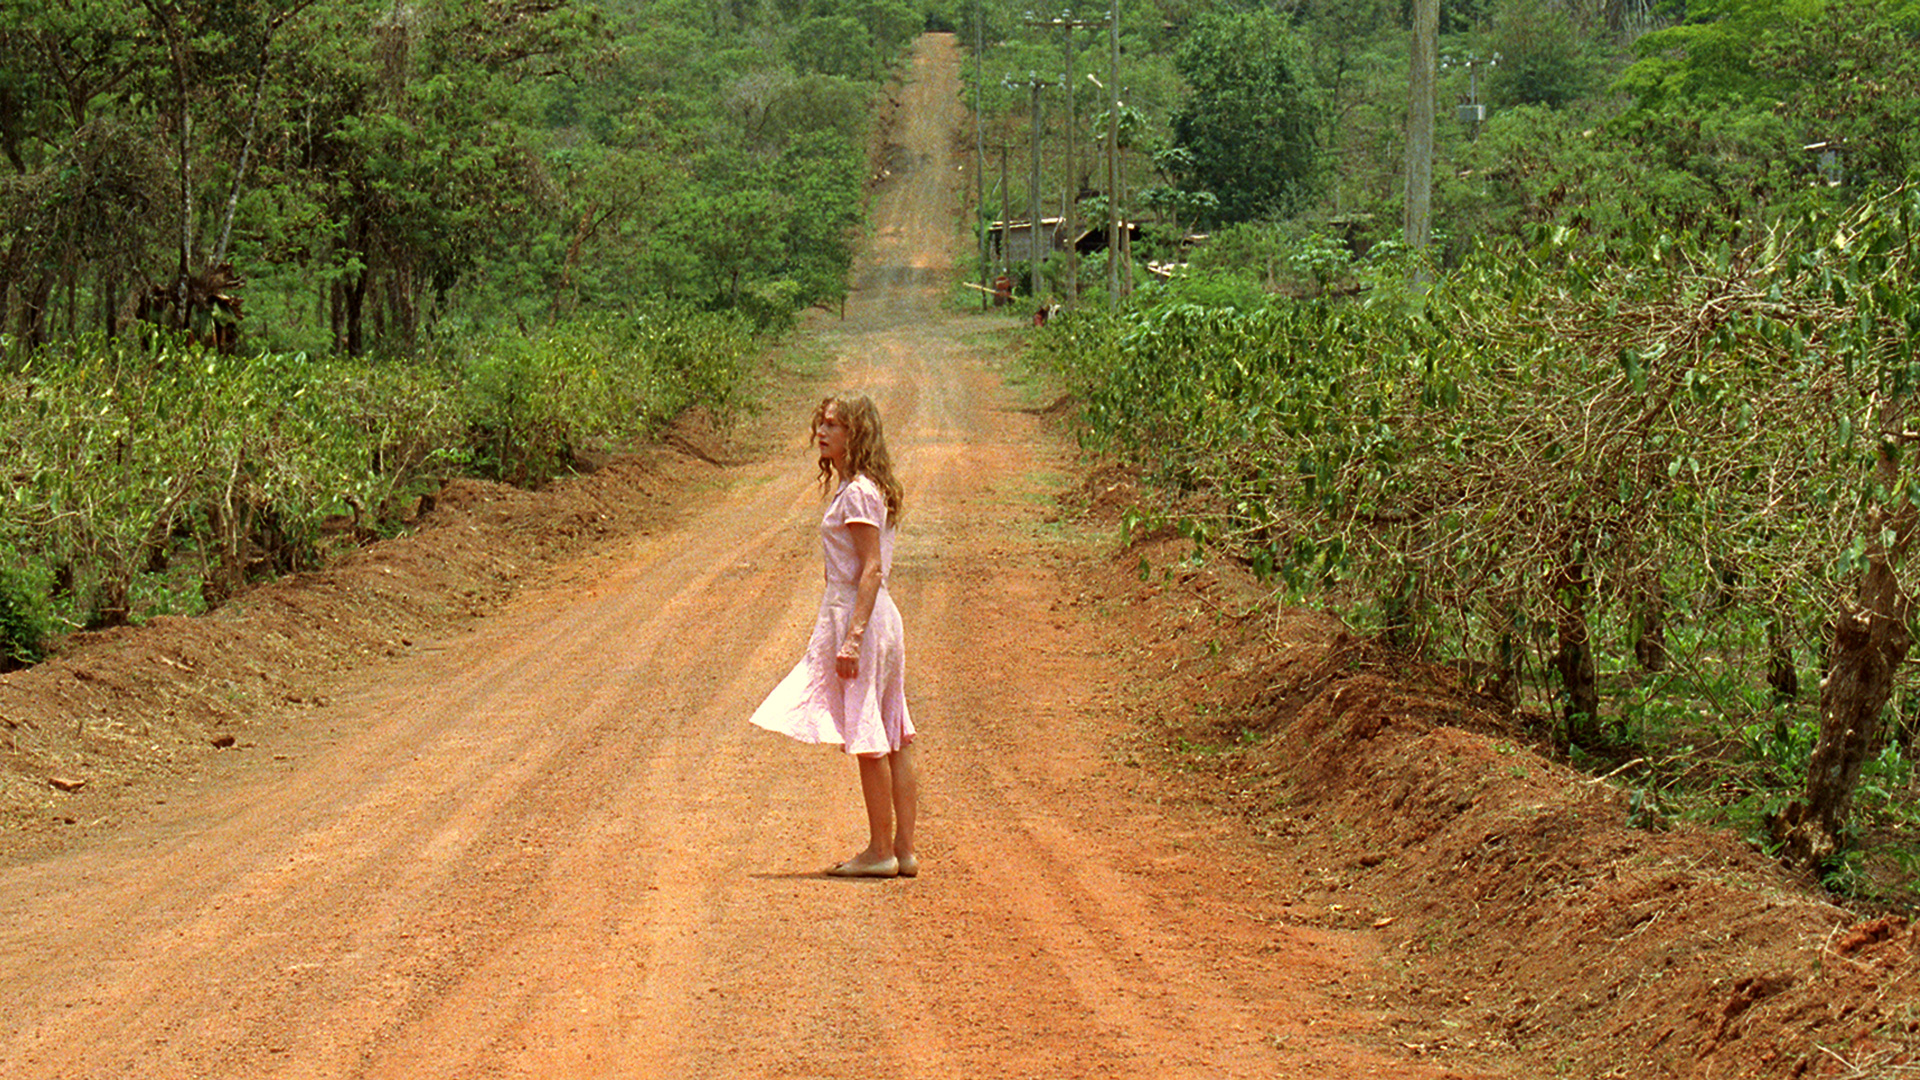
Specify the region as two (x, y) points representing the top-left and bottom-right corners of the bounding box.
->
(853, 753), (896, 862)
(829, 747), (915, 877)
(890, 743), (918, 864)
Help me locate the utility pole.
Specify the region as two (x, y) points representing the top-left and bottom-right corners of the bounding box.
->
(1404, 0), (1438, 257)
(1089, 70), (1125, 306)
(1026, 9), (1104, 305)
(974, 0), (988, 308)
(1028, 73), (1045, 291)
(1106, 0), (1123, 305)
(1442, 51), (1498, 141)
(998, 137), (1012, 274)
(1005, 71), (1054, 299)
(984, 133), (1016, 276)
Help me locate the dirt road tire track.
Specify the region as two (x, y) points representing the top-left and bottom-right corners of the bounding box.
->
(0, 36), (1482, 1080)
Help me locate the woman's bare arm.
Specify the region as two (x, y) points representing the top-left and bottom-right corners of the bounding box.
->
(835, 521), (884, 679)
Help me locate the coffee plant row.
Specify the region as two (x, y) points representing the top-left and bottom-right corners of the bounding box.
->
(0, 309), (754, 666)
(1037, 187), (1920, 873)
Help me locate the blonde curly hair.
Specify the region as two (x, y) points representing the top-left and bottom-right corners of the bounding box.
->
(813, 393), (905, 523)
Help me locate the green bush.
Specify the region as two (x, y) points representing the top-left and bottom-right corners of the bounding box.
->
(0, 305), (756, 643)
(453, 308), (754, 482)
(1036, 186), (1920, 869)
(0, 556), (49, 669)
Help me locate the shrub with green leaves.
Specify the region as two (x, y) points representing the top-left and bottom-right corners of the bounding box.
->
(1036, 186), (1920, 871)
(1, 336), (461, 622)
(0, 304), (755, 637)
(450, 308), (753, 483)
(0, 554), (50, 670)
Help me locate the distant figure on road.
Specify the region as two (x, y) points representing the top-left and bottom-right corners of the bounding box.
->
(749, 393), (920, 878)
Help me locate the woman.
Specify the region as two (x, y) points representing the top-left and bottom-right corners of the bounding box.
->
(749, 393), (919, 878)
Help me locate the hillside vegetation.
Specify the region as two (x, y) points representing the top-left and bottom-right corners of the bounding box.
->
(972, 0), (1920, 904)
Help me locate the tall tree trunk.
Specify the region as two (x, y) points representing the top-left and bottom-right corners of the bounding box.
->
(387, 262), (416, 351)
(1776, 423), (1917, 870)
(551, 206), (598, 324)
(0, 236), (17, 336)
(18, 272), (51, 349)
(97, 261), (117, 335)
(64, 256), (78, 339)
(211, 3), (317, 268)
(141, 0), (197, 276)
(0, 82), (27, 174)
(345, 268), (369, 357)
(341, 203), (373, 355)
(329, 277), (345, 353)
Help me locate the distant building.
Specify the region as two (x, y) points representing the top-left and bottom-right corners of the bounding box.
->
(987, 217), (1071, 264)
(1071, 220), (1141, 257)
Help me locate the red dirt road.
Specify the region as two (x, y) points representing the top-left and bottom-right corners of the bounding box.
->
(0, 38), (1489, 1080)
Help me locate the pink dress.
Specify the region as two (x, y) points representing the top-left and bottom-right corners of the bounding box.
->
(749, 474), (915, 756)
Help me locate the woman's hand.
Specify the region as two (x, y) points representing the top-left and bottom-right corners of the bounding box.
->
(835, 629), (862, 680)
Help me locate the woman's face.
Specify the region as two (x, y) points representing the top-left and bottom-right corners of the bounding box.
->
(815, 405), (850, 469)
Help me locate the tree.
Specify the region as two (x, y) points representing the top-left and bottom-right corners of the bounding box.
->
(0, 0), (884, 357)
(291, 0), (600, 353)
(1612, 0), (1793, 108)
(0, 0), (155, 345)
(1771, 190), (1920, 873)
(789, 15), (876, 79)
(1489, 0), (1608, 109)
(1602, 0), (1919, 242)
(1167, 8), (1322, 226)
(770, 130), (863, 308)
(1756, 0), (1920, 187)
(682, 182), (788, 307)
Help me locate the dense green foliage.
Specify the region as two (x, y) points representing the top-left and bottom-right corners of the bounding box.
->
(1165, 9), (1321, 225)
(1036, 188), (1920, 893)
(0, 0), (912, 646)
(962, 0), (1919, 302)
(0, 309), (751, 646)
(0, 0), (897, 356)
(454, 307), (754, 483)
(964, 0), (1920, 890)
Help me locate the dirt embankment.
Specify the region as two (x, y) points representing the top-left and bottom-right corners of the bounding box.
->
(1094, 513), (1920, 1077)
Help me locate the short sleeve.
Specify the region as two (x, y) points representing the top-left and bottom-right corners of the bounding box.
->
(840, 475), (888, 529)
